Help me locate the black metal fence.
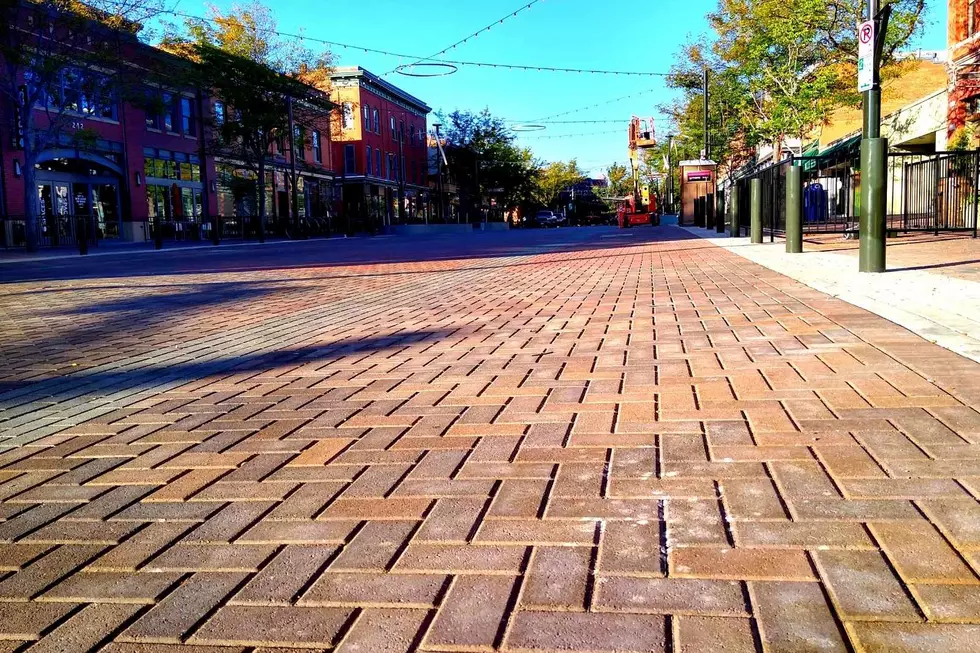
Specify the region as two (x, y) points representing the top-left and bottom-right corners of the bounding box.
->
(728, 149), (979, 239)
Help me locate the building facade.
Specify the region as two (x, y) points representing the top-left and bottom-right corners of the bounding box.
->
(949, 0), (980, 141)
(330, 67), (431, 232)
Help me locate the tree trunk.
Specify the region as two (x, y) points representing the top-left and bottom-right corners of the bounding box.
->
(257, 155), (266, 243)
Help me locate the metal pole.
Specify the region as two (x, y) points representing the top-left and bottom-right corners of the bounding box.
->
(667, 134), (674, 214)
(397, 117), (406, 225)
(750, 178), (763, 243)
(786, 164), (803, 253)
(434, 124), (445, 222)
(287, 96), (302, 239)
(974, 151), (979, 238)
(703, 68), (710, 160)
(859, 0), (888, 272)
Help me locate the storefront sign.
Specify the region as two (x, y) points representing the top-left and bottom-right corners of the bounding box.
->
(686, 170), (713, 182)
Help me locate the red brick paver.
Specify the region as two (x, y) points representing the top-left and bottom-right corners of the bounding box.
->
(2, 227), (980, 652)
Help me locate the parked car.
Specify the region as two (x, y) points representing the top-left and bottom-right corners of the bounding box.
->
(535, 210), (563, 227)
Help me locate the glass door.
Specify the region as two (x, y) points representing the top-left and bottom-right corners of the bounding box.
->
(92, 183), (120, 239)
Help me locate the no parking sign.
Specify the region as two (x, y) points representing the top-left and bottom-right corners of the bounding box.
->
(858, 20), (875, 92)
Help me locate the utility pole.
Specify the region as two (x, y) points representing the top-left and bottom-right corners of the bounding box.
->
(703, 68), (710, 160)
(859, 0), (891, 272)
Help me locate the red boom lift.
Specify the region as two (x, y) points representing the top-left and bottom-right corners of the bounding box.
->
(618, 116), (658, 228)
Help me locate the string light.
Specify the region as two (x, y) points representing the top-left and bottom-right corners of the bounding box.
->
(381, 0), (546, 77)
(517, 128), (624, 140)
(527, 88), (663, 122)
(164, 10), (669, 77)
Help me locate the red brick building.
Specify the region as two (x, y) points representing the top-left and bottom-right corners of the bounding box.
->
(948, 0), (980, 140)
(0, 2), (339, 246)
(330, 67), (431, 231)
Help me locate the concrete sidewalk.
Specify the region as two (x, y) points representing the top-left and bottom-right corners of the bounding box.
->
(683, 227), (980, 364)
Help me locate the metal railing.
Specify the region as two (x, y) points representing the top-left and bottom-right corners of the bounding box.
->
(729, 149), (980, 239)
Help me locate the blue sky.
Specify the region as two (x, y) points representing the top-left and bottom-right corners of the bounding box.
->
(171, 0), (949, 177)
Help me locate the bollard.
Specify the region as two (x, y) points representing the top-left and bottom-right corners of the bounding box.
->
(706, 193), (715, 232)
(78, 215), (88, 256)
(750, 178), (763, 244)
(715, 190), (725, 233)
(153, 213), (163, 250)
(785, 165), (803, 253)
(729, 184), (740, 237)
(212, 215), (220, 245)
(859, 138), (888, 272)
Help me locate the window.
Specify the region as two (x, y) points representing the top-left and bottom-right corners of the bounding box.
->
(399, 120), (405, 143)
(363, 103), (370, 122)
(294, 125), (305, 160)
(373, 108), (380, 133)
(162, 93), (176, 132)
(214, 100), (225, 125)
(390, 116), (396, 136)
(401, 155), (405, 183)
(375, 149), (382, 177)
(181, 97), (196, 135)
(409, 124), (415, 145)
(418, 127), (423, 143)
(366, 146), (372, 175)
(342, 102), (354, 130)
(387, 153), (394, 180)
(344, 144), (356, 174)
(313, 130), (322, 163)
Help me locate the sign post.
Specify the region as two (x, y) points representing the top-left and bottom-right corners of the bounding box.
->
(859, 0), (891, 273)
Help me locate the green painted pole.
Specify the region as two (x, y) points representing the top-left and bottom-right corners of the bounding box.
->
(785, 165), (803, 253)
(729, 184), (740, 237)
(859, 0), (889, 273)
(859, 138), (887, 272)
(750, 178), (763, 243)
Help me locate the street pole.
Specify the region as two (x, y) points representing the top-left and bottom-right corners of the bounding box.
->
(667, 134), (674, 214)
(703, 68), (709, 160)
(287, 95), (302, 239)
(859, 0), (890, 272)
(397, 117), (406, 225)
(434, 123), (445, 222)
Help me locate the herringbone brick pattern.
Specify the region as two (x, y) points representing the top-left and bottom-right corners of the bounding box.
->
(1, 227), (979, 652)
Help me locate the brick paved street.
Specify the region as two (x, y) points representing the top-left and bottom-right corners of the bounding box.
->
(2, 226), (980, 652)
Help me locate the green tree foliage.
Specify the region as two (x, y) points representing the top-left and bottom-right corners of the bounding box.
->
(438, 108), (538, 219)
(602, 163), (632, 198)
(162, 1), (333, 231)
(666, 0), (925, 171)
(1, 0), (166, 251)
(535, 160), (585, 208)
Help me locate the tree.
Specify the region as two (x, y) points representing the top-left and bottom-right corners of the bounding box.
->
(603, 163), (632, 199)
(665, 0), (926, 171)
(535, 160), (585, 208)
(438, 108), (538, 220)
(161, 1), (332, 236)
(0, 0), (166, 251)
